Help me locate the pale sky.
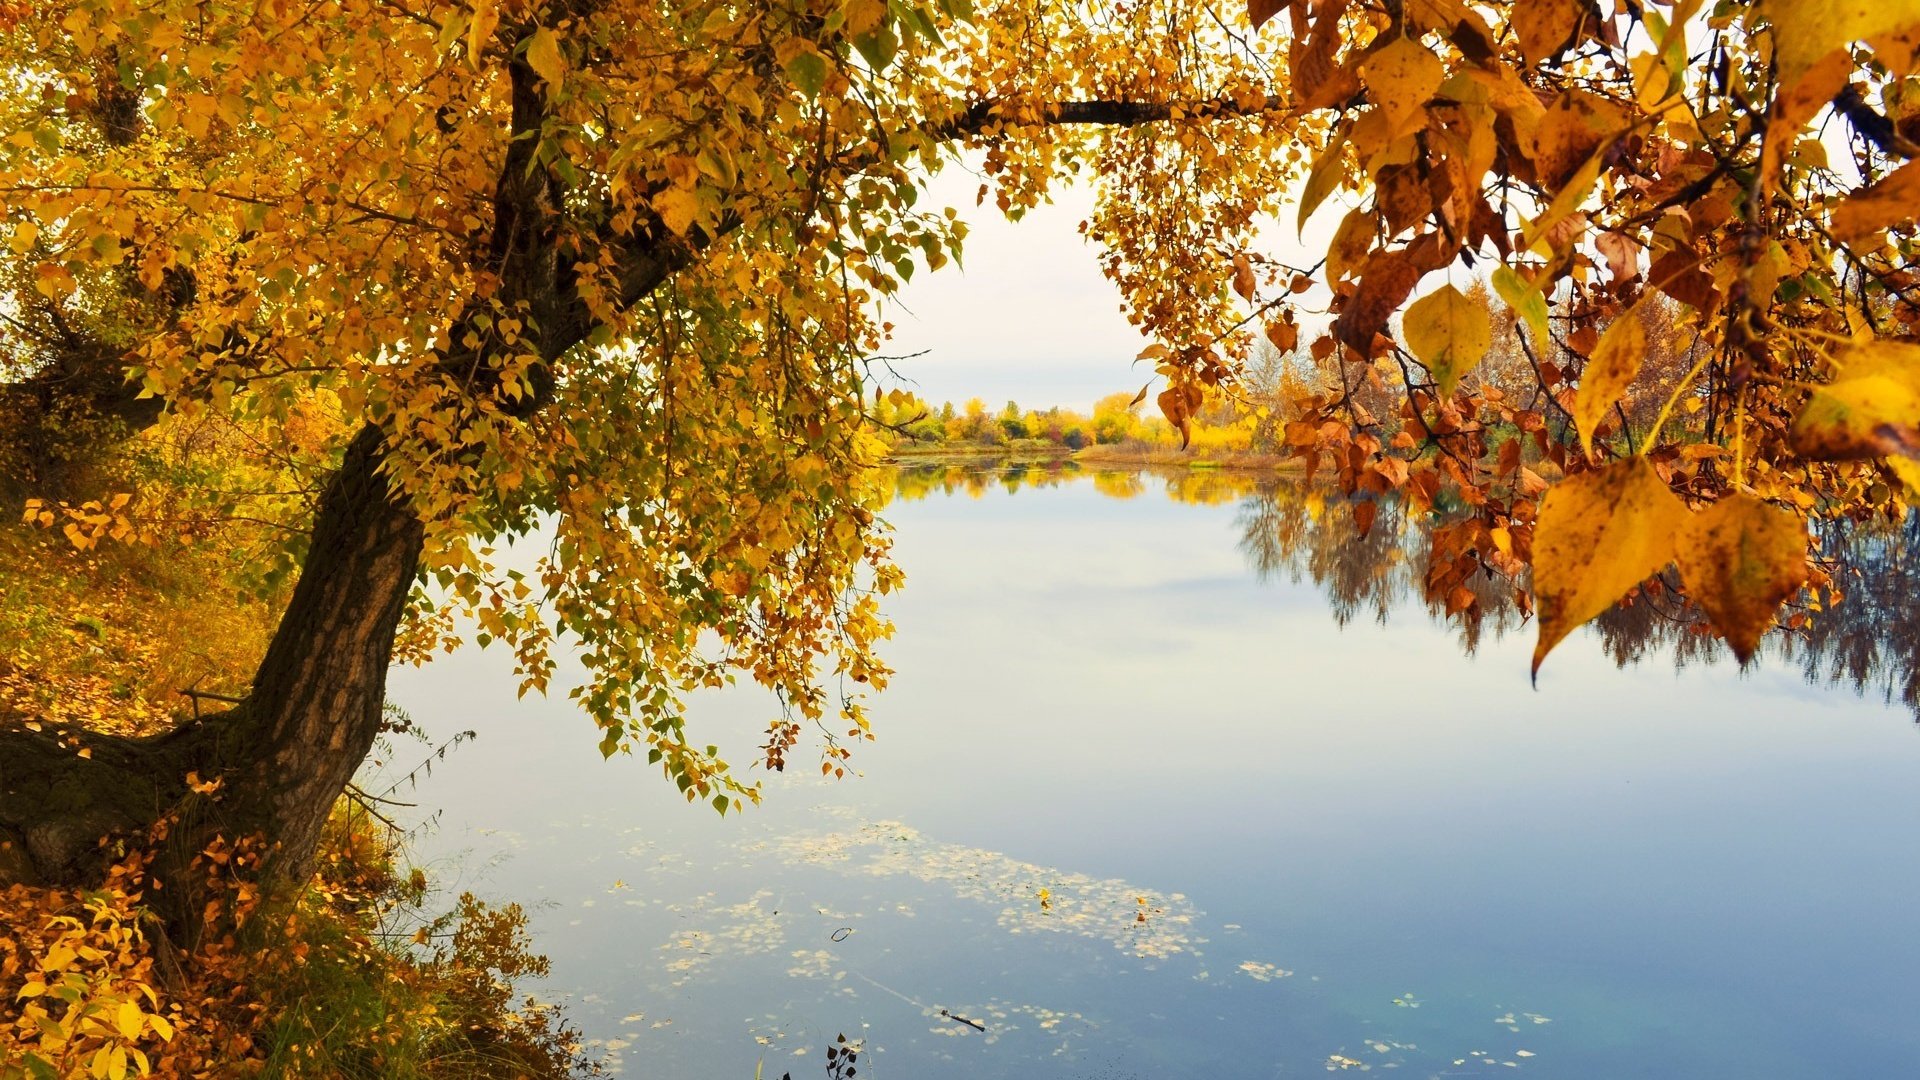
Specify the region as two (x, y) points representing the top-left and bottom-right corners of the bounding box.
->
(880, 161), (1342, 414)
(879, 169), (1154, 413)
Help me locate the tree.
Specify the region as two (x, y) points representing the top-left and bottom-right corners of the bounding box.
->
(0, 0), (1300, 917)
(7, 0), (1920, 935)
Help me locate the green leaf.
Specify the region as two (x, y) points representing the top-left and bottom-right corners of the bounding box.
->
(785, 48), (830, 98)
(854, 25), (899, 71)
(1492, 264), (1550, 349)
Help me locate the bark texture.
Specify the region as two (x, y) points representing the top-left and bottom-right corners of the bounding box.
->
(221, 423), (425, 879)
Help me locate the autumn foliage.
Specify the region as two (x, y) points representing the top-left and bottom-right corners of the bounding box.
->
(1215, 0), (1920, 671)
(3, 0), (1920, 946)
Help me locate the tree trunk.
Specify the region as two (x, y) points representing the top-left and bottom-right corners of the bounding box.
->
(220, 423), (425, 879)
(1, 423), (422, 914)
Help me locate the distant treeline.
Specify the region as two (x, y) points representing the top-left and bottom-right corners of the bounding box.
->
(874, 285), (1709, 464)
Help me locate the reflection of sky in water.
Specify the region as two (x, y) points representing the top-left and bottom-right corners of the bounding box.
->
(389, 467), (1920, 1079)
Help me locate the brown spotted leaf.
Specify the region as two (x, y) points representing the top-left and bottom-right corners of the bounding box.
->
(1512, 0), (1588, 64)
(1361, 36), (1445, 137)
(1531, 458), (1686, 676)
(1520, 90), (1627, 191)
(1675, 494), (1809, 664)
(1334, 247), (1421, 352)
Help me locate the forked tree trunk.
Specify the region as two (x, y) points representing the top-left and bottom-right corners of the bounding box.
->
(0, 423), (422, 917)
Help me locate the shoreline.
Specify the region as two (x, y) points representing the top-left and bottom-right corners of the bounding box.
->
(884, 443), (1305, 473)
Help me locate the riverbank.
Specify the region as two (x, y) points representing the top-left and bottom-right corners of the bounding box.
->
(0, 523), (595, 1080)
(1070, 444), (1303, 471)
(883, 441), (1305, 473)
(884, 441), (1078, 465)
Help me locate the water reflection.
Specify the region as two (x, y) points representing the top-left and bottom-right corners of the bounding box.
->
(396, 462), (1920, 1080)
(889, 462), (1920, 721)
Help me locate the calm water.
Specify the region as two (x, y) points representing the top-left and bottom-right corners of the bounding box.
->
(388, 465), (1920, 1079)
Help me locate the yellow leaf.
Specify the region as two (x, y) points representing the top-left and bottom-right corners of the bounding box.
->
(1531, 458), (1686, 676)
(1756, 0), (1920, 88)
(653, 187), (699, 236)
(1402, 284), (1491, 397)
(1573, 308), (1646, 455)
(1512, 0), (1587, 65)
(1790, 340), (1920, 459)
(147, 1012), (174, 1043)
(1829, 158), (1920, 241)
(116, 1001), (143, 1041)
(1760, 47), (1852, 183)
(1676, 493), (1809, 664)
(1297, 126), (1349, 234)
(1361, 36), (1445, 137)
(525, 26), (565, 92)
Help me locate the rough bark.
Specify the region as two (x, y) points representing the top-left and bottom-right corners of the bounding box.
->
(220, 423), (425, 880)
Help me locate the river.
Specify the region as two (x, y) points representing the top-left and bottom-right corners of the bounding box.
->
(388, 463), (1920, 1079)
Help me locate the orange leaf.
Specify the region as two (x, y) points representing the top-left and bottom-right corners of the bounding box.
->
(1530, 458), (1685, 677)
(1830, 158), (1920, 241)
(1675, 493), (1809, 664)
(1511, 0), (1590, 65)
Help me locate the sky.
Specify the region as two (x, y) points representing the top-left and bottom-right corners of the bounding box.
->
(877, 161), (1344, 414)
(877, 168), (1155, 413)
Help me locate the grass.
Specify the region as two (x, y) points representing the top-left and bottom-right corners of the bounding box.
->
(0, 524), (277, 736)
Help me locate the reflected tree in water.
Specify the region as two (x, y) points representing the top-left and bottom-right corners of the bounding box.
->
(1232, 479), (1920, 721)
(886, 464), (1920, 721)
